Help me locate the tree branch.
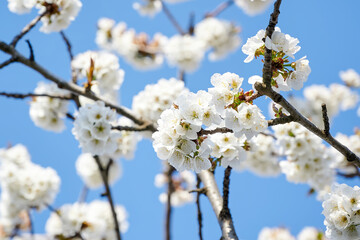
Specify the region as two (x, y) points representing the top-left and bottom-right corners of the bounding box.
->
(196, 175), (203, 240)
(262, 0), (282, 87)
(0, 92), (72, 100)
(198, 170), (238, 240)
(0, 41), (156, 131)
(219, 167), (232, 221)
(10, 11), (48, 47)
(322, 103), (330, 136)
(165, 166), (175, 240)
(255, 82), (360, 166)
(0, 58), (16, 69)
(60, 31), (74, 60)
(198, 127), (233, 137)
(160, 0), (186, 35)
(267, 115), (295, 126)
(112, 124), (154, 132)
(205, 0), (234, 18)
(94, 156), (122, 240)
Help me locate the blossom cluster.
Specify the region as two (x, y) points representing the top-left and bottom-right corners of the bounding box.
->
(273, 122), (335, 195)
(0, 144), (60, 237)
(96, 18), (167, 70)
(133, 0), (189, 17)
(71, 51), (124, 105)
(96, 17), (241, 71)
(29, 82), (70, 133)
(132, 78), (188, 127)
(322, 183), (360, 240)
(243, 28), (311, 91)
(155, 170), (196, 206)
(7, 0), (82, 33)
(152, 72), (267, 172)
(258, 226), (326, 240)
(46, 200), (129, 239)
(72, 101), (139, 159)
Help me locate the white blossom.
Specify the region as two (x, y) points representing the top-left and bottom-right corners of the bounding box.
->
(258, 227), (295, 240)
(194, 17), (241, 60)
(29, 82), (70, 132)
(7, 0), (35, 14)
(133, 0), (162, 17)
(339, 69), (360, 88)
(235, 0), (274, 16)
(242, 29), (265, 63)
(163, 34), (206, 72)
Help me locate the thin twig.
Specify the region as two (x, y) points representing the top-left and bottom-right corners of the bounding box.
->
(165, 166), (175, 240)
(198, 170), (238, 240)
(205, 0), (234, 18)
(66, 113), (75, 121)
(60, 31), (74, 60)
(196, 175), (203, 240)
(322, 103), (330, 136)
(0, 58), (16, 69)
(25, 40), (35, 61)
(160, 0), (186, 35)
(10, 11), (48, 47)
(94, 156), (122, 240)
(178, 69), (185, 82)
(262, 0), (282, 87)
(0, 92), (72, 100)
(0, 41), (156, 131)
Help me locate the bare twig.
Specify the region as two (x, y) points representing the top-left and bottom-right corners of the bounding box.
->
(196, 175), (203, 240)
(267, 115), (295, 126)
(60, 31), (74, 60)
(0, 92), (72, 100)
(262, 0), (282, 87)
(198, 170), (238, 240)
(0, 58), (16, 69)
(178, 69), (185, 82)
(160, 0), (186, 35)
(322, 103), (330, 136)
(165, 166), (175, 240)
(25, 40), (35, 61)
(10, 11), (48, 47)
(0, 41), (156, 131)
(94, 156), (122, 240)
(205, 0), (234, 18)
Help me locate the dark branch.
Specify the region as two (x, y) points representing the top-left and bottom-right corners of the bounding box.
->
(205, 0), (234, 18)
(322, 103), (330, 136)
(254, 82), (360, 166)
(94, 156), (122, 240)
(160, 0), (186, 35)
(0, 92), (72, 100)
(267, 115), (295, 126)
(25, 40), (35, 61)
(10, 11), (48, 47)
(0, 41), (156, 131)
(262, 0), (282, 87)
(219, 167), (232, 221)
(60, 31), (74, 60)
(112, 124), (155, 132)
(0, 58), (16, 69)
(196, 175), (203, 240)
(165, 166), (175, 240)
(66, 113), (75, 121)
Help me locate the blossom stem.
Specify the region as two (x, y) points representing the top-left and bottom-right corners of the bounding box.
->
(0, 92), (72, 100)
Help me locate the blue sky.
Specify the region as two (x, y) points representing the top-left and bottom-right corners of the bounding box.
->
(1, 0), (360, 239)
